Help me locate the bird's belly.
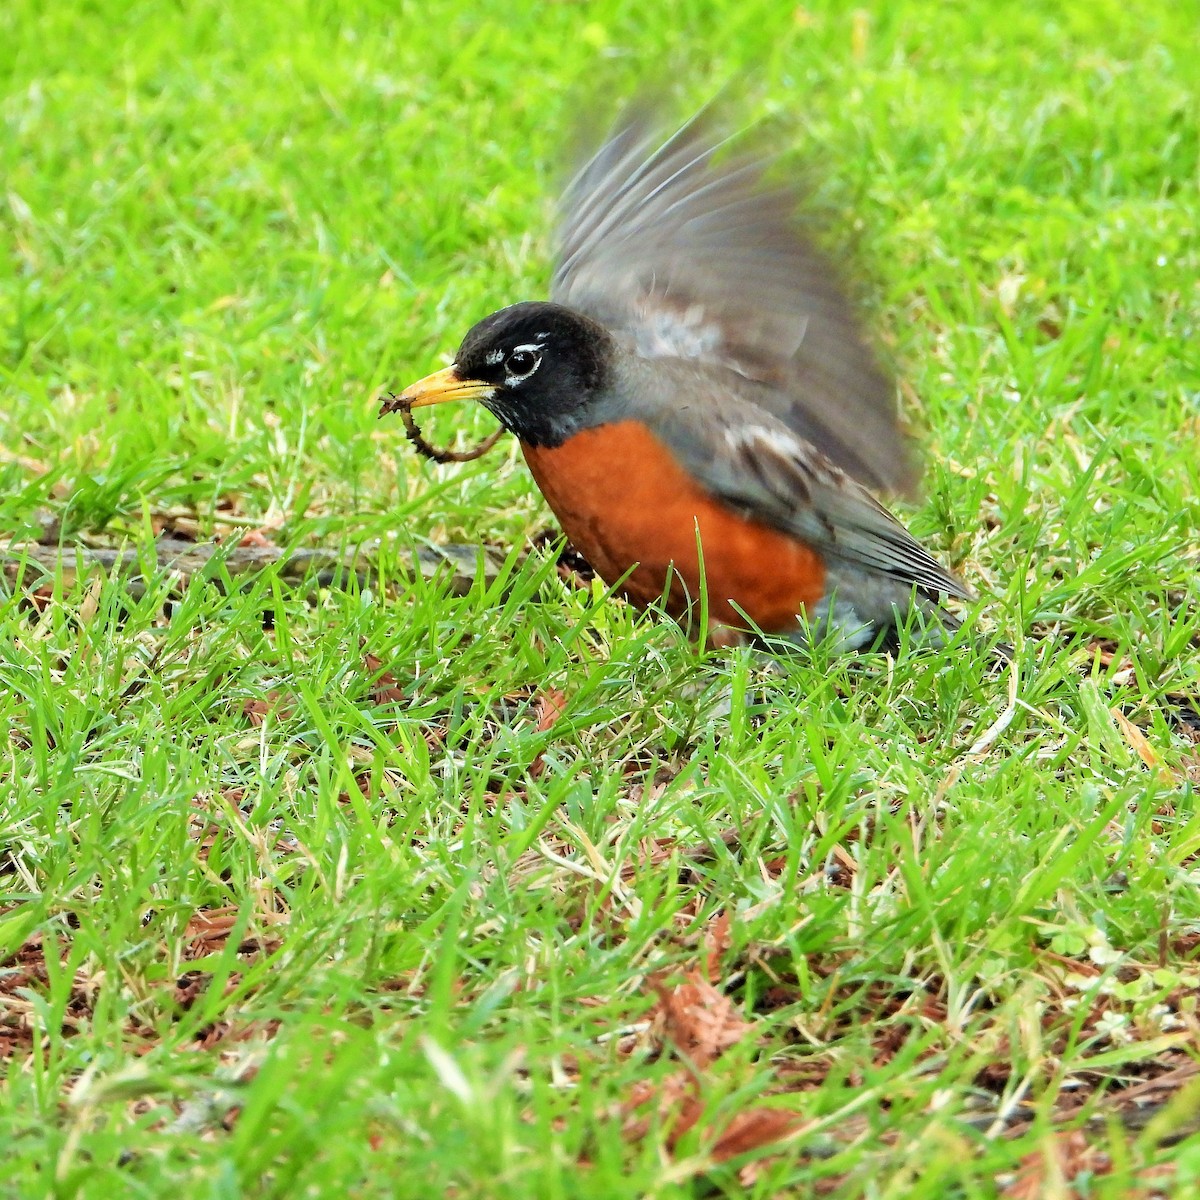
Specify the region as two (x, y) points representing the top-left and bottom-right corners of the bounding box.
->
(521, 420), (825, 632)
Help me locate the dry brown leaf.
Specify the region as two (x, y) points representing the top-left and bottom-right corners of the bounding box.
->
(535, 688), (567, 732)
(242, 691), (295, 725)
(621, 1072), (704, 1146)
(711, 1106), (803, 1162)
(363, 653), (405, 706)
(761, 854), (788, 879)
(704, 910), (732, 984)
(185, 908), (241, 951)
(1001, 1131), (1110, 1199)
(174, 970), (210, 1010)
(1110, 708), (1176, 785)
(621, 1071), (800, 1168)
(1, 936), (97, 1060)
(619, 830), (741, 881)
(184, 906), (287, 958)
(528, 687), (567, 779)
(28, 584), (55, 613)
(654, 971), (752, 1069)
(1131, 1162), (1178, 1198)
(1, 935), (53, 995)
(237, 528), (276, 549)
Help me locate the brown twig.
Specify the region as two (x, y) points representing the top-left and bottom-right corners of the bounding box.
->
(381, 393), (506, 463)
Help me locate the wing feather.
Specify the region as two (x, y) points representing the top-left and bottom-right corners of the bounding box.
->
(552, 105), (918, 495)
(640, 377), (969, 601)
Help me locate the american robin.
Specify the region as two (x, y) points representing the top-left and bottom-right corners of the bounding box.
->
(382, 107), (972, 649)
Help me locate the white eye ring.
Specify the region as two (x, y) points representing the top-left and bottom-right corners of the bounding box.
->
(504, 344), (543, 385)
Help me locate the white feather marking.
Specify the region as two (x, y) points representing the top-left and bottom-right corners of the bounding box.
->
(631, 297), (725, 361)
(723, 423), (805, 460)
(504, 344), (544, 386)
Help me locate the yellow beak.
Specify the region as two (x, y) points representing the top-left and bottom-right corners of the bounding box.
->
(379, 365), (495, 416)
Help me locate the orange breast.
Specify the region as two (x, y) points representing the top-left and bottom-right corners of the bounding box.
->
(521, 420), (825, 632)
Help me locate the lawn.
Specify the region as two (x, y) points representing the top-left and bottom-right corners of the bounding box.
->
(2, 0), (1198, 1195)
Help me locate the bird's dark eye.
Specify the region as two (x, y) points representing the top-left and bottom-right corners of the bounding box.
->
(504, 346), (542, 381)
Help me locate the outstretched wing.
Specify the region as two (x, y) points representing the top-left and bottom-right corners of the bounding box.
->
(643, 371), (969, 601)
(552, 105), (918, 496)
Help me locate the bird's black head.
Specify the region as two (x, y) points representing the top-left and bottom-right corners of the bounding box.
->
(387, 301), (617, 448)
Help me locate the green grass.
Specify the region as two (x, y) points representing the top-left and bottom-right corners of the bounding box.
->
(2, 0), (1199, 1196)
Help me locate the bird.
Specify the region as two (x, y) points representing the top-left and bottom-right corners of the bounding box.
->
(381, 104), (973, 651)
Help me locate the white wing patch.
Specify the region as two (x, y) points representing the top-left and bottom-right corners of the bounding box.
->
(723, 422), (806, 461)
(631, 298), (724, 361)
(628, 294), (810, 381)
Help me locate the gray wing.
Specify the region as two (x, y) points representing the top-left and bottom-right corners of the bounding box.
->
(551, 105), (918, 496)
(642, 373), (969, 600)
